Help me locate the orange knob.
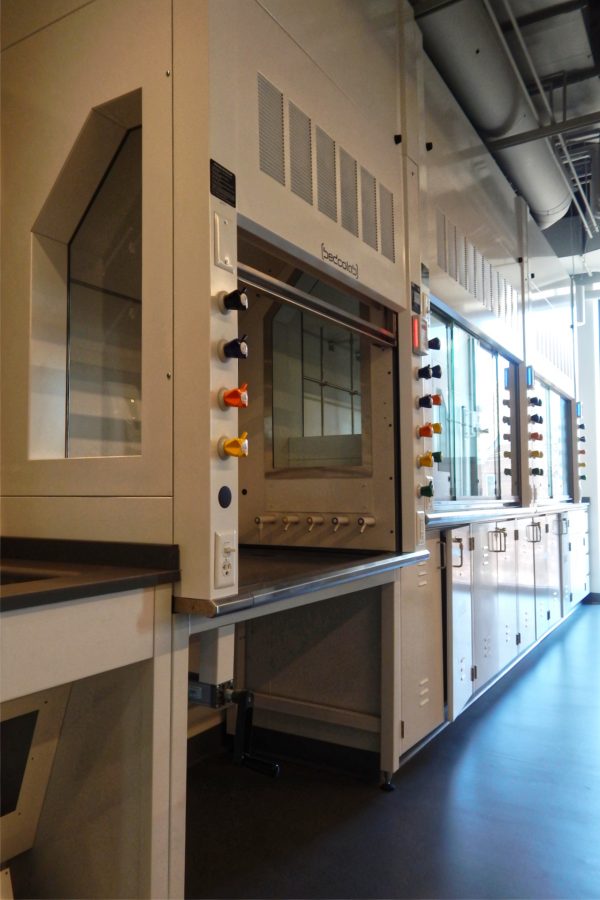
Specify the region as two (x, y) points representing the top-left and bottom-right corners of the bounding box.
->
(219, 383), (249, 409)
(431, 393), (443, 406)
(417, 424), (434, 438)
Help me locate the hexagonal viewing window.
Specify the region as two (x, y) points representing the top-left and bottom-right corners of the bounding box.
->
(30, 90), (142, 458)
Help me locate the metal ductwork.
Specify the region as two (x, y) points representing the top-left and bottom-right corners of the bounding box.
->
(417, 0), (572, 229)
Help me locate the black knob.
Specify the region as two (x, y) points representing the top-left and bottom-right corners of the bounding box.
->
(579, 436), (586, 443)
(417, 365), (432, 380)
(503, 468), (512, 476)
(418, 395), (433, 408)
(428, 337), (441, 350)
(502, 399), (511, 407)
(580, 475), (587, 481)
(431, 364), (443, 378)
(221, 288), (249, 312)
(529, 396), (543, 406)
(432, 451), (443, 463)
(530, 414), (543, 424)
(419, 482), (434, 497)
(502, 416), (511, 425)
(531, 468), (544, 476)
(578, 423), (586, 430)
(220, 335), (248, 360)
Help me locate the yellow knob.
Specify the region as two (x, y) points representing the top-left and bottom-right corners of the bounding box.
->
(417, 452), (434, 468)
(218, 432), (249, 459)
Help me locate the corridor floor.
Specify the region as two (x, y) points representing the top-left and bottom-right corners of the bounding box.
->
(185, 603), (600, 899)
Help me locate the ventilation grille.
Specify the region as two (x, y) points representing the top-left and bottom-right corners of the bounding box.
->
(316, 127), (337, 222)
(340, 149), (359, 237)
(436, 209), (520, 327)
(379, 184), (395, 262)
(289, 102), (313, 205)
(256, 74), (396, 265)
(258, 74), (285, 185)
(361, 167), (378, 251)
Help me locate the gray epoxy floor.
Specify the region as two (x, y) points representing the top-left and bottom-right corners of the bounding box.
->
(185, 603), (600, 899)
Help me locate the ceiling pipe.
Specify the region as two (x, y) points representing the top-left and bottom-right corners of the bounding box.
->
(416, 0), (576, 230)
(498, 0), (598, 236)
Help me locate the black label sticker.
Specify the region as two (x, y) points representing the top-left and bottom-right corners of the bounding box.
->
(210, 160), (236, 208)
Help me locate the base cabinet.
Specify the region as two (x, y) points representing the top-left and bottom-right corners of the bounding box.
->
(448, 527), (473, 720)
(446, 507), (588, 721)
(400, 540), (445, 754)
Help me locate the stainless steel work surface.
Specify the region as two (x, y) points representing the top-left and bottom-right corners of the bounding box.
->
(174, 546), (429, 617)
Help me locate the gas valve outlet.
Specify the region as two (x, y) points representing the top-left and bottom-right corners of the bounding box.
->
(431, 364), (443, 378)
(417, 424), (434, 438)
(219, 335), (249, 361)
(218, 432), (249, 459)
(416, 365), (432, 380)
(218, 384), (249, 409)
(428, 337), (441, 350)
(331, 516), (350, 532)
(417, 395), (433, 409)
(307, 515), (324, 532)
(357, 516), (376, 533)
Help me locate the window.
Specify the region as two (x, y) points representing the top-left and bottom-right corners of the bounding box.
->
(271, 306), (367, 470)
(67, 127), (142, 457)
(429, 308), (518, 503)
(531, 382), (572, 501)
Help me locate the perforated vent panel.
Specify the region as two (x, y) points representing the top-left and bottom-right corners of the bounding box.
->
(316, 127), (337, 222)
(361, 167), (378, 251)
(436, 209), (522, 329)
(379, 185), (395, 262)
(289, 102), (313, 205)
(255, 76), (397, 267)
(340, 148), (358, 237)
(258, 74), (285, 185)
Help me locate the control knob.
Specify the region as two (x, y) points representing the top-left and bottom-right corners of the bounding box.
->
(218, 383), (249, 409)
(218, 432), (249, 459)
(218, 288), (249, 313)
(219, 335), (249, 360)
(428, 337), (441, 350)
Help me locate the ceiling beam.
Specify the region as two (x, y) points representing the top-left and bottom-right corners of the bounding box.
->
(487, 110), (600, 151)
(411, 0), (464, 20)
(501, 0), (588, 31)
(526, 64), (600, 95)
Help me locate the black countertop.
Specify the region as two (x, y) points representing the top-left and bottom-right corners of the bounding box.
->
(173, 545), (430, 618)
(1, 537), (181, 613)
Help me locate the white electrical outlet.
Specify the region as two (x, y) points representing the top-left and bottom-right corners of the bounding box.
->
(214, 530), (237, 588)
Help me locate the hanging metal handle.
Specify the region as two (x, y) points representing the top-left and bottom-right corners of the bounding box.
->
(452, 537), (464, 568)
(488, 528), (507, 552)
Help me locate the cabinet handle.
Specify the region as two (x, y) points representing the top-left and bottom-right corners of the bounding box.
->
(452, 537), (464, 568)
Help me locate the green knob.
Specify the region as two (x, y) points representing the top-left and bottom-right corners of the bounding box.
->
(419, 482), (434, 498)
(432, 451), (443, 463)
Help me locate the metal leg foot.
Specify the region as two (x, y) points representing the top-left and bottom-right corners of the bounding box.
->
(380, 771), (395, 792)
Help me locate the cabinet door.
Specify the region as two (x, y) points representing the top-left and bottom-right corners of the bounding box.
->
(400, 540), (444, 753)
(570, 510), (590, 603)
(448, 526), (473, 720)
(532, 518), (552, 638)
(495, 522), (518, 669)
(546, 516), (562, 626)
(471, 523), (500, 689)
(559, 514), (573, 616)
(517, 519), (537, 650)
